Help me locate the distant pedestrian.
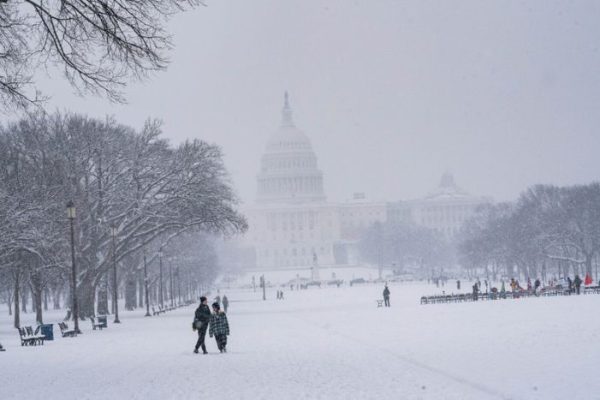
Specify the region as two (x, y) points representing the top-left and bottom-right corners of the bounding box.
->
(280, 290), (284, 300)
(484, 280), (489, 293)
(193, 296), (211, 354)
(222, 295), (229, 313)
(584, 273), (593, 286)
(574, 275), (582, 295)
(214, 295), (221, 306)
(383, 285), (391, 307)
(534, 278), (541, 296)
(209, 302), (230, 353)
(472, 283), (479, 301)
(457, 280), (461, 290)
(0, 342), (5, 351)
(567, 277), (573, 293)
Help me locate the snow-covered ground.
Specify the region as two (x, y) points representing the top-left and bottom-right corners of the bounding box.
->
(1, 282), (598, 400)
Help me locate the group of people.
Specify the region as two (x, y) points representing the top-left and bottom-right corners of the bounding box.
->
(469, 273), (593, 300)
(213, 294), (229, 313)
(193, 296), (230, 354)
(276, 290), (285, 300)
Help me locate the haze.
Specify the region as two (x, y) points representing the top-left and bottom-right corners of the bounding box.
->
(35, 0), (600, 204)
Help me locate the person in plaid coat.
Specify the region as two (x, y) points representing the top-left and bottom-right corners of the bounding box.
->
(209, 302), (230, 353)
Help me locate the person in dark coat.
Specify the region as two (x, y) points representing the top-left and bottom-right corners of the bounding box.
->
(383, 285), (391, 307)
(209, 302), (230, 353)
(456, 280), (461, 290)
(567, 276), (573, 293)
(0, 342), (5, 351)
(534, 278), (541, 296)
(193, 296), (211, 354)
(574, 275), (582, 295)
(222, 295), (229, 313)
(472, 283), (479, 301)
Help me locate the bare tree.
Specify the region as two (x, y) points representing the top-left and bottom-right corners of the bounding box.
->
(0, 0), (203, 110)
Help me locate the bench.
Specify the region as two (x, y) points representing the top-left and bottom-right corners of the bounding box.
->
(152, 306), (159, 316)
(18, 327), (37, 346)
(59, 322), (77, 337)
(18, 326), (45, 346)
(376, 299), (384, 307)
(26, 326), (46, 345)
(90, 317), (104, 330)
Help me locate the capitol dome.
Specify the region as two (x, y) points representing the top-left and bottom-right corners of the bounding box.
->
(256, 93), (326, 204)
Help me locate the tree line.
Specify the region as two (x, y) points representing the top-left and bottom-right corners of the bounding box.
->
(458, 183), (600, 282)
(0, 111), (247, 328)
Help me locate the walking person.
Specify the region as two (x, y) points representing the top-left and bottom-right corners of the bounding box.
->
(472, 282), (479, 301)
(383, 285), (391, 307)
(574, 275), (582, 295)
(567, 276), (573, 294)
(209, 302), (230, 353)
(193, 296), (211, 354)
(222, 295), (229, 313)
(456, 280), (461, 290)
(534, 278), (541, 296)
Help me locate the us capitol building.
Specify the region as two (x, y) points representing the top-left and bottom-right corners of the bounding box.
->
(245, 94), (490, 270)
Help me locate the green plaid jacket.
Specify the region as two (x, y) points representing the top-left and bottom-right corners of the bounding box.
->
(209, 312), (230, 337)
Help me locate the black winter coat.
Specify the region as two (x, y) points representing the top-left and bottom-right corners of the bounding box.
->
(194, 304), (211, 324)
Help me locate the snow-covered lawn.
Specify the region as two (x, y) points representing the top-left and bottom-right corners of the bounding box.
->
(1, 282), (598, 400)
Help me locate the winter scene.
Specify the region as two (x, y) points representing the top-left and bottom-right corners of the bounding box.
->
(1, 1), (600, 400)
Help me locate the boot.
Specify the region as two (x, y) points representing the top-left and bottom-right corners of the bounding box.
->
(201, 344), (207, 354)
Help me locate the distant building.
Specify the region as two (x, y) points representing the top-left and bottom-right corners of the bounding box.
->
(388, 173), (491, 239)
(245, 93), (490, 270)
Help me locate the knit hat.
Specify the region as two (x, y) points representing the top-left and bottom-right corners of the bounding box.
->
(212, 302), (220, 309)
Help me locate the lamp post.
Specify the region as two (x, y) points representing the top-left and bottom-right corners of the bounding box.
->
(143, 250), (151, 317)
(158, 248), (164, 308)
(66, 201), (80, 334)
(110, 224), (120, 323)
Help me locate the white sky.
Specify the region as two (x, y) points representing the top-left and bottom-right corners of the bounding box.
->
(32, 0), (600, 205)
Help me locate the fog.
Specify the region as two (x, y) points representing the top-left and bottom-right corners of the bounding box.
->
(35, 0), (600, 204)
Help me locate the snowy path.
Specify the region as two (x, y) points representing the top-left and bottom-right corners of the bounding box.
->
(1, 283), (598, 399)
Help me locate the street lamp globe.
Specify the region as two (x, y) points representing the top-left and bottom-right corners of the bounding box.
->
(66, 201), (76, 219)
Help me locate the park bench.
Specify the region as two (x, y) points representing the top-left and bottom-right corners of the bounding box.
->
(584, 286), (600, 294)
(18, 326), (45, 346)
(376, 299), (384, 307)
(58, 322), (77, 337)
(17, 327), (38, 346)
(26, 326), (46, 345)
(151, 306), (159, 316)
(90, 317), (104, 330)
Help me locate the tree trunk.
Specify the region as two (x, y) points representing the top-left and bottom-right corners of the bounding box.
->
(125, 275), (137, 310)
(30, 272), (44, 325)
(138, 271), (144, 308)
(13, 273), (20, 329)
(53, 286), (62, 310)
(43, 288), (48, 311)
(97, 285), (109, 316)
(34, 288), (43, 325)
(78, 280), (96, 319)
(21, 285), (27, 313)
